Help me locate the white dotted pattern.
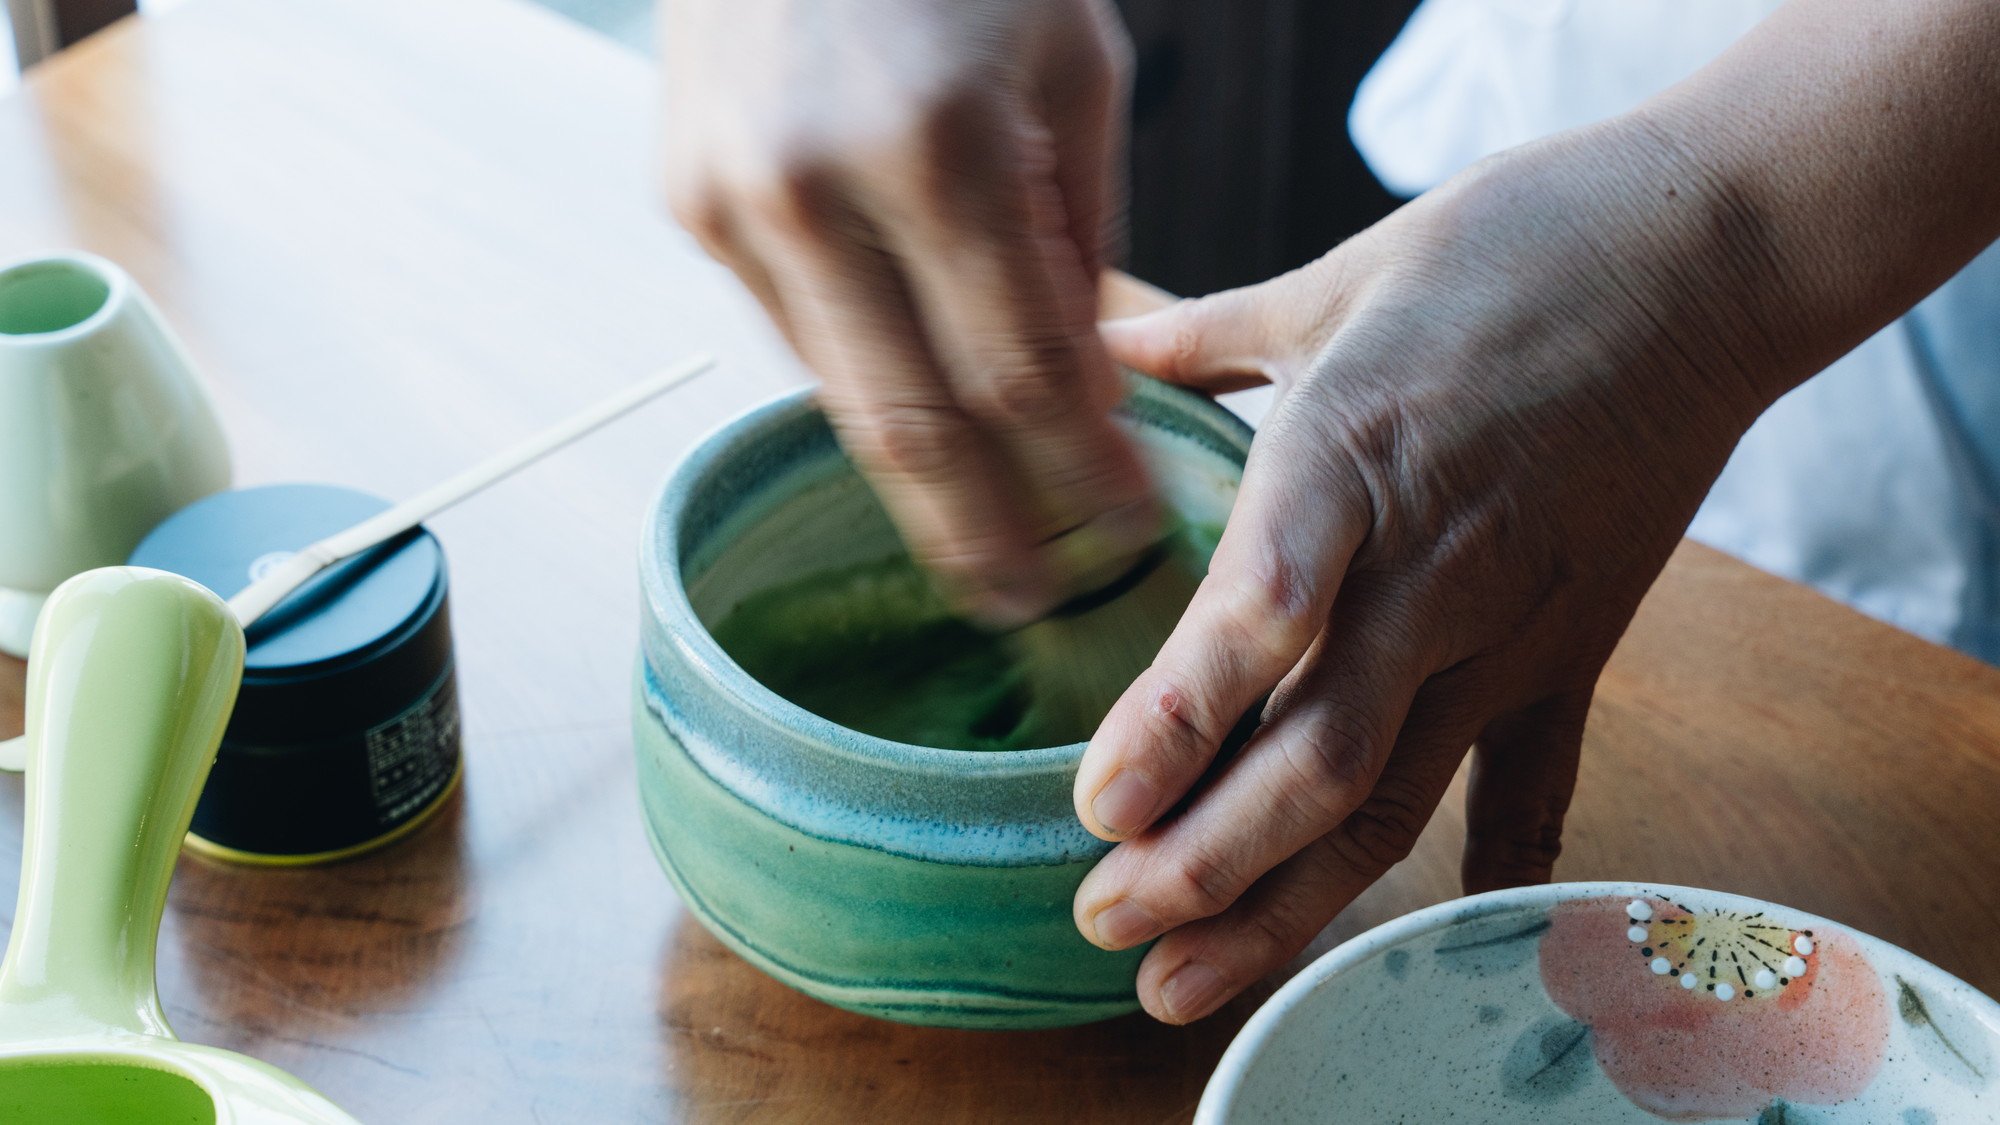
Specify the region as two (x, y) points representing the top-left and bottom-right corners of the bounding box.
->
(1622, 899), (1817, 1003)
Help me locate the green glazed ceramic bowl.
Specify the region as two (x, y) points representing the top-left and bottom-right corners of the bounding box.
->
(634, 376), (1251, 1029)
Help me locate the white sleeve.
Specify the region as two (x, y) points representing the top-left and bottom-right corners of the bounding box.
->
(1348, 0), (1784, 197)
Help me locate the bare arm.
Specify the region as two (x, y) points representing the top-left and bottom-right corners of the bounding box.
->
(1071, 0), (2000, 1023)
(1633, 0), (2000, 400)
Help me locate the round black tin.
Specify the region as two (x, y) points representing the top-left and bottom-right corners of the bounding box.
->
(129, 483), (462, 863)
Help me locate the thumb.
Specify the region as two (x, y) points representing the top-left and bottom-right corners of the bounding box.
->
(1098, 286), (1277, 394)
(1099, 260), (1351, 394)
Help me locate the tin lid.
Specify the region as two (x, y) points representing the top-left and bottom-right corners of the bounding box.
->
(129, 483), (452, 741)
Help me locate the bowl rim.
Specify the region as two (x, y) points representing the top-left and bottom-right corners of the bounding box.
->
(639, 378), (1253, 781)
(1193, 879), (2000, 1124)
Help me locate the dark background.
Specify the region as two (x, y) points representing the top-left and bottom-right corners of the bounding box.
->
(521, 0), (1433, 297)
(15, 0), (1424, 297)
(1115, 0), (1423, 296)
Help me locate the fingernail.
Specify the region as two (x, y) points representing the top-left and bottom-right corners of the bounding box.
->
(1099, 309), (1170, 334)
(1090, 769), (1160, 837)
(1091, 899), (1163, 950)
(1158, 961), (1227, 1023)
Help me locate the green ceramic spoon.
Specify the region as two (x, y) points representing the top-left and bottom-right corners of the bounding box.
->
(0, 567), (363, 1124)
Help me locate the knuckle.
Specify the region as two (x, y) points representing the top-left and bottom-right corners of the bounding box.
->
(843, 401), (966, 480)
(1274, 704), (1378, 819)
(1158, 303), (1207, 377)
(1331, 784), (1432, 879)
(1218, 555), (1323, 666)
(910, 87), (1005, 173)
(1243, 547), (1319, 624)
(1048, 27), (1126, 113)
(665, 179), (732, 250)
(1467, 820), (1566, 885)
(1238, 887), (1324, 964)
(1327, 404), (1411, 497)
(961, 344), (1082, 426)
(1131, 670), (1230, 764)
(737, 152), (846, 235)
(1475, 841), (1564, 888)
(896, 93), (1045, 222)
(1161, 844), (1243, 922)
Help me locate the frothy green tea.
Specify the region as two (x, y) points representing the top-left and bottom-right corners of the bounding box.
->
(710, 528), (1216, 752)
(711, 556), (1060, 751)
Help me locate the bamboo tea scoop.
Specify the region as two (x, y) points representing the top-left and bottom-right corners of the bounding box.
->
(0, 567), (363, 1123)
(0, 355), (716, 770)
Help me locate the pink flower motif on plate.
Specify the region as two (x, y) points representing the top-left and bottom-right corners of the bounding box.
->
(1539, 894), (1890, 1121)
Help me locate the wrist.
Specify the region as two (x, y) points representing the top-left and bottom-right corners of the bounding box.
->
(1417, 121), (1799, 437)
(1601, 108), (1816, 414)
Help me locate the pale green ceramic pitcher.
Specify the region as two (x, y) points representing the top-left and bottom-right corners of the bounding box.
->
(0, 567), (362, 1124)
(0, 252), (231, 657)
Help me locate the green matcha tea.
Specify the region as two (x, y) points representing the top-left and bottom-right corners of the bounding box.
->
(0, 1061), (216, 1124)
(712, 555), (1057, 751)
(710, 533), (1213, 752)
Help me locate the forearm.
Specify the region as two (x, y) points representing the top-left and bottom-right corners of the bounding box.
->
(1638, 0), (2000, 402)
(1405, 0), (2000, 433)
(1070, 0), (2000, 1025)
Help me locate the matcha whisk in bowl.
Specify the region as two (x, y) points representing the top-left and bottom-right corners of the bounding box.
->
(634, 375), (1250, 1030)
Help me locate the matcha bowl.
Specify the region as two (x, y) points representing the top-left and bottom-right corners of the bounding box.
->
(634, 377), (1250, 1029)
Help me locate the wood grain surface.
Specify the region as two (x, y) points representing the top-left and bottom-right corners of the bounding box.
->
(2, 2), (1997, 1122)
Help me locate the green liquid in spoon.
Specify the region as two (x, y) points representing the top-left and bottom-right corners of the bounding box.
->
(0, 1060), (216, 1124)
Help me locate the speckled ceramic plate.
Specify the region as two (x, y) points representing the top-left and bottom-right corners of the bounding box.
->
(1196, 882), (1999, 1124)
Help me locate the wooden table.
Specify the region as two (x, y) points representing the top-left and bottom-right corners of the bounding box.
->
(3, 3), (1998, 1121)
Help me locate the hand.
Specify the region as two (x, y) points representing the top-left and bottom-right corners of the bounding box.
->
(1067, 124), (1792, 1023)
(662, 0), (1158, 623)
(1069, 0), (2000, 1024)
